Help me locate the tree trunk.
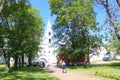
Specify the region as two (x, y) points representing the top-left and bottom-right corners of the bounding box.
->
(28, 54), (31, 66)
(103, 0), (120, 40)
(81, 29), (90, 68)
(4, 56), (10, 72)
(7, 55), (10, 69)
(14, 55), (18, 69)
(18, 57), (21, 67)
(85, 53), (90, 68)
(2, 49), (10, 71)
(21, 54), (24, 67)
(116, 0), (120, 7)
(0, 0), (6, 14)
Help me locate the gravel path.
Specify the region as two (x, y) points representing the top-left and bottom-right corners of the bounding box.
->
(48, 64), (107, 80)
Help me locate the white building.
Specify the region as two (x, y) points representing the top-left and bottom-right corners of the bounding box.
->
(90, 46), (120, 61)
(37, 19), (57, 63)
(90, 47), (107, 61)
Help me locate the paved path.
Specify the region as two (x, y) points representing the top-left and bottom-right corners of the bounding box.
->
(48, 64), (107, 80)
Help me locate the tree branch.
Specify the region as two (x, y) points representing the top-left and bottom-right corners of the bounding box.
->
(0, 0), (6, 14)
(101, 0), (120, 40)
(116, 0), (120, 7)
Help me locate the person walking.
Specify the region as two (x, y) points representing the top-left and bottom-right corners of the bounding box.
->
(62, 60), (67, 73)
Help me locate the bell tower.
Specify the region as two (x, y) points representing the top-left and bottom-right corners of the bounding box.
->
(38, 19), (57, 63)
(45, 19), (54, 47)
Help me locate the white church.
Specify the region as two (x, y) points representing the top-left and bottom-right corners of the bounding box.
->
(36, 19), (120, 64)
(37, 19), (57, 63)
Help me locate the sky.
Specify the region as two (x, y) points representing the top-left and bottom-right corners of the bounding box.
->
(29, 0), (119, 44)
(29, 0), (106, 32)
(30, 0), (55, 30)
(29, 0), (118, 27)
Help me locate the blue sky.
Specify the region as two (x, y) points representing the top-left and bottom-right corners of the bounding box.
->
(30, 0), (55, 30)
(29, 0), (107, 27)
(29, 0), (107, 43)
(29, 0), (107, 30)
(29, 0), (119, 44)
(29, 0), (118, 28)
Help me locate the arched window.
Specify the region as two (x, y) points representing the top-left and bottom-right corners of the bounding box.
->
(49, 32), (51, 36)
(49, 39), (51, 44)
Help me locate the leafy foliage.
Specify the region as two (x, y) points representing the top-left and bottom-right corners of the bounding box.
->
(93, 0), (120, 54)
(105, 37), (120, 55)
(0, 0), (44, 70)
(49, 0), (101, 64)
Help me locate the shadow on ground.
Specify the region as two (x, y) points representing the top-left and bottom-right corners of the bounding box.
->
(0, 66), (59, 80)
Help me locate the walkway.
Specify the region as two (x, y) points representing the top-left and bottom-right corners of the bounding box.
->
(48, 64), (107, 80)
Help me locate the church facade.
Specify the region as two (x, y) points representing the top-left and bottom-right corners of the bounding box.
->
(37, 19), (57, 63)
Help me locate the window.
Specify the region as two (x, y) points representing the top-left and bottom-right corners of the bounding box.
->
(49, 39), (51, 44)
(44, 51), (46, 53)
(49, 32), (51, 36)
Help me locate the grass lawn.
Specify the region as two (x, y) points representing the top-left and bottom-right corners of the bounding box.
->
(0, 65), (59, 80)
(68, 60), (120, 80)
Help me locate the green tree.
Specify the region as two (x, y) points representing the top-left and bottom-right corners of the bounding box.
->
(23, 7), (44, 66)
(0, 0), (13, 71)
(49, 0), (99, 67)
(94, 0), (120, 40)
(105, 36), (120, 55)
(0, 0), (44, 70)
(93, 0), (120, 55)
(8, 3), (44, 69)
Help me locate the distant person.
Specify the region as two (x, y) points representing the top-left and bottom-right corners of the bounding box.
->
(62, 61), (67, 73)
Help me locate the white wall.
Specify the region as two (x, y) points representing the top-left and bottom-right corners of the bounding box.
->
(90, 47), (120, 61)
